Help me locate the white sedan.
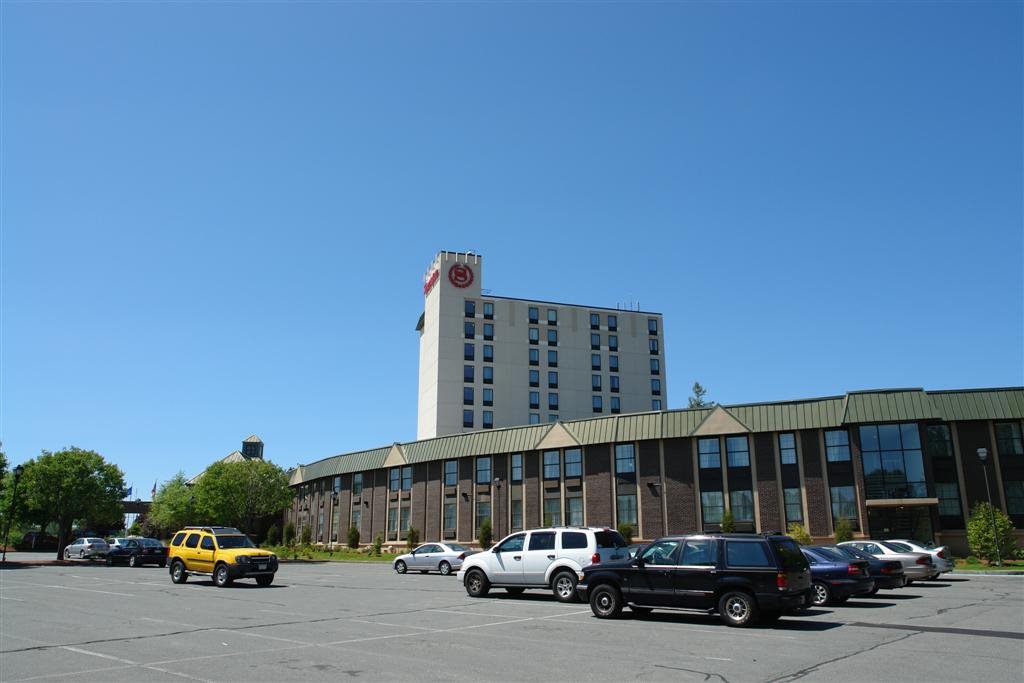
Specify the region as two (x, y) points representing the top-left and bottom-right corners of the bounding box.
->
(393, 542), (476, 576)
(838, 540), (935, 582)
(887, 539), (955, 577)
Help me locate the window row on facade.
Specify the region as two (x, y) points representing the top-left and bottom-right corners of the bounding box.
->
(463, 299), (660, 339)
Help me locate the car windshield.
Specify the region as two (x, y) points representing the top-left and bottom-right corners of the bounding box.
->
(215, 535), (256, 549)
(595, 531), (627, 549)
(770, 539), (808, 571)
(834, 545), (871, 561)
(446, 543), (469, 551)
(809, 546), (849, 562)
(883, 541), (913, 553)
(140, 538), (163, 547)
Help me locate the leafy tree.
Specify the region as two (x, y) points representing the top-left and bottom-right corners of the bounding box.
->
(787, 522), (813, 545)
(617, 522), (634, 544)
(371, 532), (383, 556)
(147, 472), (194, 535)
(192, 459), (292, 534)
(265, 524), (280, 546)
(406, 526), (420, 550)
(967, 502), (1017, 565)
(347, 525), (360, 549)
(300, 524), (312, 546)
(688, 382), (715, 409)
(478, 518), (493, 549)
(16, 447), (126, 559)
(833, 517), (854, 543)
(721, 510), (735, 533)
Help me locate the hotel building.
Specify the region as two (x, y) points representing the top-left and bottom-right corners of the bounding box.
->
(416, 251), (667, 439)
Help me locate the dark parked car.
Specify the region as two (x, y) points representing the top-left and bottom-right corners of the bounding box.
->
(16, 532), (58, 551)
(828, 544), (905, 594)
(105, 537), (168, 567)
(801, 546), (875, 606)
(577, 533), (812, 627)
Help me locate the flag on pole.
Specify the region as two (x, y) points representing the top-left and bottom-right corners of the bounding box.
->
(126, 485), (133, 498)
(151, 480), (158, 498)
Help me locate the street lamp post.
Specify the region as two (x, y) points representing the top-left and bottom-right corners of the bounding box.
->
(493, 477), (502, 539)
(2, 465), (26, 564)
(976, 448), (1002, 566)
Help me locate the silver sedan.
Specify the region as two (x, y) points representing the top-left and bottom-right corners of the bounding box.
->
(63, 537), (109, 560)
(887, 539), (955, 577)
(394, 542), (476, 576)
(838, 540), (935, 582)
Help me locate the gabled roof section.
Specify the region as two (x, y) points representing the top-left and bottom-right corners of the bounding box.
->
(842, 389), (942, 424)
(535, 422), (581, 450)
(663, 408), (714, 438)
(382, 444), (407, 468)
(243, 435), (263, 443)
(692, 406), (752, 436)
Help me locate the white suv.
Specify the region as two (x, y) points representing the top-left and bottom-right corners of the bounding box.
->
(457, 527), (629, 602)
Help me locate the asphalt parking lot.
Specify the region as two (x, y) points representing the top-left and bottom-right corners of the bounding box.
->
(1, 556), (1022, 682)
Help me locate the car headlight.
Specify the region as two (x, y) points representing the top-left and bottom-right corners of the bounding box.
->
(236, 555), (250, 564)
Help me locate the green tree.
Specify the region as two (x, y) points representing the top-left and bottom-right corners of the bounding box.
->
(478, 518), (493, 549)
(265, 524), (280, 546)
(192, 459), (292, 534)
(347, 525), (360, 549)
(406, 526), (420, 550)
(688, 382), (715, 409)
(967, 502), (1017, 565)
(833, 517), (854, 543)
(17, 447), (126, 559)
(284, 521), (296, 546)
(787, 522), (813, 545)
(721, 510), (736, 533)
(300, 524), (312, 546)
(147, 472), (194, 535)
(617, 522), (634, 544)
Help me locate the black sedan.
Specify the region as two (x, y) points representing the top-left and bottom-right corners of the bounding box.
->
(827, 544), (905, 594)
(105, 538), (168, 567)
(800, 546), (875, 606)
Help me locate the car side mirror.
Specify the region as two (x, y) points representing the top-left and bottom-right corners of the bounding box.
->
(633, 556), (644, 568)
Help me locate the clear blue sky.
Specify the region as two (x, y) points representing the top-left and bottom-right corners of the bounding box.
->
(2, 1), (1021, 498)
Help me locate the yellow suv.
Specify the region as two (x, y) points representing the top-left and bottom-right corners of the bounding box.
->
(168, 526), (278, 587)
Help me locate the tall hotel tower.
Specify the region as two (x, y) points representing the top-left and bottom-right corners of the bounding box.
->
(416, 251), (667, 439)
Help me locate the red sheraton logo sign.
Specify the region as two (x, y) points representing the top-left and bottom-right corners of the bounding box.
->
(423, 269), (440, 296)
(448, 264), (474, 289)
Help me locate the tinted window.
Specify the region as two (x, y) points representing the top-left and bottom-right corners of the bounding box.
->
(809, 546), (848, 562)
(528, 532), (556, 551)
(681, 539), (714, 565)
(184, 534), (200, 549)
(496, 534), (525, 553)
(447, 543), (469, 551)
(200, 536), (215, 550)
(726, 541), (772, 567)
(141, 538), (162, 547)
(771, 539), (809, 571)
(882, 541), (913, 553)
(171, 532), (186, 546)
(561, 532), (587, 549)
(641, 540), (680, 566)
(594, 531), (627, 549)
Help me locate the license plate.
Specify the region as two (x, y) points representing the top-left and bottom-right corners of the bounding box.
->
(256, 564), (267, 570)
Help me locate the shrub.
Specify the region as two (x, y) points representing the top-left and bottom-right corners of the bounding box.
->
(284, 521), (296, 546)
(966, 555), (979, 564)
(300, 525), (312, 547)
(617, 523), (634, 544)
(371, 532), (383, 556)
(787, 522), (813, 545)
(347, 525), (360, 549)
(478, 518), (493, 550)
(406, 526), (420, 550)
(720, 510), (735, 533)
(265, 524), (280, 546)
(966, 502), (1017, 565)
(833, 517), (854, 543)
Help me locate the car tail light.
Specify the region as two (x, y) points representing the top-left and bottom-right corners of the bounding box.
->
(937, 549), (946, 559)
(880, 565), (893, 574)
(916, 556), (930, 565)
(776, 572), (788, 589)
(457, 553), (466, 561)
(847, 563), (863, 576)
(591, 552), (601, 565)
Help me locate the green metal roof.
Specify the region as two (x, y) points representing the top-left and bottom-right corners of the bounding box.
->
(292, 387), (1023, 482)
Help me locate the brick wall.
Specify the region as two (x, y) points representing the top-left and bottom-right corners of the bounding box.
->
(753, 433), (781, 533)
(638, 440), (663, 539)
(801, 430), (829, 537)
(664, 437), (696, 534)
(585, 444), (612, 527)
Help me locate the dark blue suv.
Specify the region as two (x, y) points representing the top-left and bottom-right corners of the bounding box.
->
(577, 533), (811, 627)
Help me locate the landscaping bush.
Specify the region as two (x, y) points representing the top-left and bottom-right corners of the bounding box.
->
(966, 502), (1017, 565)
(617, 523), (634, 544)
(721, 510), (735, 533)
(406, 526), (420, 550)
(284, 521), (296, 546)
(347, 525), (360, 549)
(478, 518), (493, 550)
(265, 524), (280, 546)
(833, 517), (854, 543)
(371, 532), (383, 556)
(787, 522), (813, 545)
(300, 525), (312, 547)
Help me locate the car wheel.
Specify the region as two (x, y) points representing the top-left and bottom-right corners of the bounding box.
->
(79, 550), (86, 559)
(552, 570), (578, 603)
(464, 569), (490, 597)
(438, 561), (452, 576)
(505, 587), (525, 595)
(64, 549), (71, 560)
(589, 584), (623, 619)
(214, 564), (232, 587)
(394, 560), (407, 574)
(811, 581), (831, 607)
(256, 575), (274, 587)
(129, 555), (138, 568)
(718, 590), (759, 627)
(170, 561), (188, 584)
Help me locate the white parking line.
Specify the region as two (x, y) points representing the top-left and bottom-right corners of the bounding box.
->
(3, 582), (135, 597)
(61, 646), (136, 664)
